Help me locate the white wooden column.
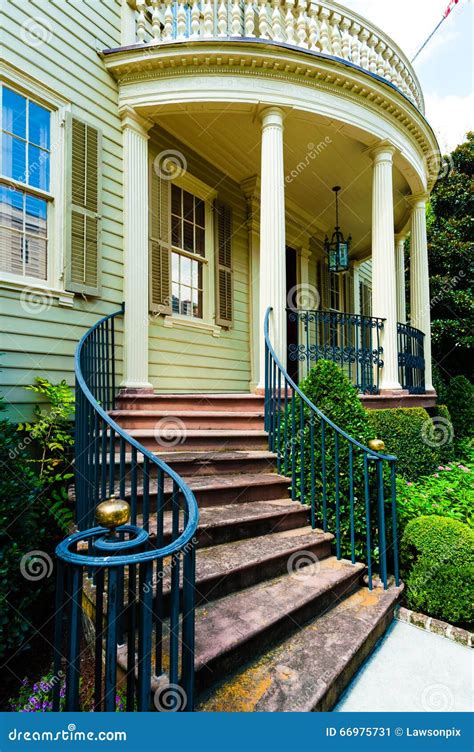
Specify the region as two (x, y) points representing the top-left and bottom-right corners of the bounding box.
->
(409, 193), (434, 391)
(120, 106), (153, 391)
(370, 142), (402, 391)
(258, 106), (286, 390)
(395, 233), (407, 324)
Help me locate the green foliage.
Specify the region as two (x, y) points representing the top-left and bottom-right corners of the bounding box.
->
(281, 361), (375, 561)
(429, 405), (455, 464)
(366, 407), (447, 480)
(0, 398), (46, 661)
(18, 378), (75, 534)
(396, 458), (474, 534)
(445, 375), (474, 447)
(426, 133), (473, 378)
(401, 515), (474, 625)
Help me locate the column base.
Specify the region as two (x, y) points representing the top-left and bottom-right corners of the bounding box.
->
(118, 385), (154, 396)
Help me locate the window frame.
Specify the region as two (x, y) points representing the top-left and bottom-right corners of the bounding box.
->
(170, 183), (206, 320)
(0, 65), (71, 302)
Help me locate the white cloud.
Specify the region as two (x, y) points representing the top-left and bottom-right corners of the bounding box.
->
(424, 92), (473, 152)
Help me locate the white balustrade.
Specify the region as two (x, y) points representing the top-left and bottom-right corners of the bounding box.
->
(128, 0), (424, 111)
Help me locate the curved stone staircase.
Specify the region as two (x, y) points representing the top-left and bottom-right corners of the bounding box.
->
(105, 392), (402, 711)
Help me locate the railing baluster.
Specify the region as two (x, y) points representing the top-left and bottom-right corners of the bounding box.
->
(349, 443), (355, 564)
(65, 566), (82, 711)
(376, 458), (388, 589)
(321, 420), (327, 531)
(310, 415), (315, 528)
(126, 563), (137, 711)
(137, 560), (153, 711)
(299, 398), (305, 504)
(291, 393), (297, 500)
(334, 430), (341, 559)
(283, 379), (289, 476)
(93, 567), (105, 711)
(131, 446), (138, 524)
(390, 461), (400, 586)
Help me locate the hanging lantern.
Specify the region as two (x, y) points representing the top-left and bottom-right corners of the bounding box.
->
(324, 186), (351, 273)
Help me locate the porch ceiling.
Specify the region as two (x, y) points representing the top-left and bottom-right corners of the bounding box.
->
(147, 104), (412, 258)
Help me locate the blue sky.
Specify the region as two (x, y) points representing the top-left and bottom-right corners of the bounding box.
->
(345, 0), (473, 152)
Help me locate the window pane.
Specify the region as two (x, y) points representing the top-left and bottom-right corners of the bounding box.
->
(28, 101), (50, 149)
(172, 282), (179, 314)
(171, 184), (181, 216)
(195, 226), (205, 257)
(0, 186), (23, 229)
(181, 255), (191, 286)
(194, 289), (202, 318)
(2, 88), (26, 138)
(28, 145), (50, 191)
(183, 190), (193, 221)
(172, 251), (179, 279)
(171, 215), (181, 248)
(25, 195), (47, 236)
(23, 234), (47, 279)
(2, 133), (26, 182)
(183, 220), (193, 253)
(0, 226), (22, 274)
(180, 286), (192, 316)
(195, 199), (205, 227)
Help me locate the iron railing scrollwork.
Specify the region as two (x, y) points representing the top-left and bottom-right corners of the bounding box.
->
(53, 304), (199, 712)
(398, 322), (426, 394)
(266, 307), (400, 591)
(287, 309), (385, 394)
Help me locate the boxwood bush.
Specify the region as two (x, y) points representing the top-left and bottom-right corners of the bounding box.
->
(366, 407), (450, 480)
(401, 515), (474, 626)
(445, 375), (474, 449)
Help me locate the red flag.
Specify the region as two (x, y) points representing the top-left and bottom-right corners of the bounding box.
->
(444, 0), (460, 17)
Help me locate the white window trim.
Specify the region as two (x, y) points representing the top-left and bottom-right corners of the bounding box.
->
(163, 171), (221, 335)
(0, 64), (72, 305)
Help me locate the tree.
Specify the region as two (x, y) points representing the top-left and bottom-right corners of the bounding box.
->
(424, 132), (473, 380)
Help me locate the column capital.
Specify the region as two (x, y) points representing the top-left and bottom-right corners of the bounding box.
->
(260, 106), (285, 129)
(367, 140), (396, 164)
(395, 233), (407, 245)
(407, 191), (430, 209)
(119, 105), (153, 137)
(240, 174), (260, 200)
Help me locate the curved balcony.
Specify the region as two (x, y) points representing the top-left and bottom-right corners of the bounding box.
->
(125, 0), (424, 112)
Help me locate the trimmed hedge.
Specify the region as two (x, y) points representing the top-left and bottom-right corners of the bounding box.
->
(445, 375), (474, 447)
(430, 404), (455, 465)
(366, 407), (446, 480)
(401, 515), (474, 626)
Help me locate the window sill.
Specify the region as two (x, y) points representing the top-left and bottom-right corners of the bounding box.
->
(163, 315), (221, 337)
(0, 277), (74, 307)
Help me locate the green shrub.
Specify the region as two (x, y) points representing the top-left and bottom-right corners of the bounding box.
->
(445, 375), (474, 447)
(429, 405), (455, 465)
(397, 460), (473, 533)
(366, 407), (447, 480)
(280, 361), (377, 561)
(401, 515), (474, 626)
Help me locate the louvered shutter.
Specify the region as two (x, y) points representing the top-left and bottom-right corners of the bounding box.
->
(149, 170), (172, 314)
(215, 201), (233, 327)
(65, 115), (101, 295)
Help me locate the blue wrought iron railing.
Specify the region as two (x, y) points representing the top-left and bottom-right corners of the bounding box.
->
(398, 322), (426, 395)
(287, 309), (384, 394)
(265, 307), (399, 591)
(53, 304), (199, 711)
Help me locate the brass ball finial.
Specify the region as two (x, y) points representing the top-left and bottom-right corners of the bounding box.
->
(368, 439), (386, 452)
(96, 494), (130, 533)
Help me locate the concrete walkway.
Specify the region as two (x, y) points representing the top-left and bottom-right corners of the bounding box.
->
(335, 619), (473, 712)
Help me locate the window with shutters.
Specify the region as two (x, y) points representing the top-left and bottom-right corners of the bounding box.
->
(169, 184), (205, 318)
(0, 85), (51, 280)
(65, 116), (101, 295)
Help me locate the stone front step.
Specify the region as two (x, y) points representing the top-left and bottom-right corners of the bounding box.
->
(142, 499), (309, 548)
(164, 526), (334, 607)
(124, 428), (268, 452)
(126, 557), (365, 696)
(122, 472), (291, 509)
(109, 409), (265, 431)
(197, 583), (403, 710)
(116, 393), (266, 413)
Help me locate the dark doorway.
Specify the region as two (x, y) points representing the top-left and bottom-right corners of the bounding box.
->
(286, 246), (299, 383)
